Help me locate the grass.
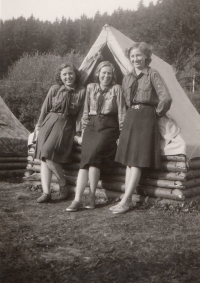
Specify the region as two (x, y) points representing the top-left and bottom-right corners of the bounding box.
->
(1, 178), (200, 283)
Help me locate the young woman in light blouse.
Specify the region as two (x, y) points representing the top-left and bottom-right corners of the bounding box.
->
(110, 42), (172, 214)
(66, 61), (126, 211)
(35, 63), (85, 203)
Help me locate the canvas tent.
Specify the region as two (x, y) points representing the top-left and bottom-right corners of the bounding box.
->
(79, 24), (200, 161)
(0, 96), (29, 174)
(26, 25), (200, 202)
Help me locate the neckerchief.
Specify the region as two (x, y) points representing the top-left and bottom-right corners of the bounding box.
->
(67, 88), (75, 110)
(130, 70), (144, 106)
(96, 87), (108, 115)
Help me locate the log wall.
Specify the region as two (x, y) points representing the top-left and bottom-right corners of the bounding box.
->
(24, 143), (200, 201)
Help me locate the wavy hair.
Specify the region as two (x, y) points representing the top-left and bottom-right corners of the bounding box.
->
(93, 61), (116, 85)
(55, 62), (80, 86)
(125, 42), (153, 67)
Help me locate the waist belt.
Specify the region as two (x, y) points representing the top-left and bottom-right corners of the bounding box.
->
(131, 103), (154, 109)
(89, 113), (117, 117)
(131, 104), (140, 109)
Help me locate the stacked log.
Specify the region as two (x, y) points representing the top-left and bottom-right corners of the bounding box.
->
(0, 154), (28, 176)
(25, 143), (200, 201)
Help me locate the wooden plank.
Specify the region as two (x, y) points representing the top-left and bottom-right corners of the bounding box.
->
(0, 163), (27, 169)
(188, 159), (200, 170)
(0, 169), (26, 176)
(137, 185), (185, 200)
(0, 157), (27, 163)
(185, 178), (200, 189)
(160, 161), (187, 172)
(161, 155), (186, 162)
(139, 178), (185, 189)
(186, 170), (200, 180)
(173, 187), (200, 198)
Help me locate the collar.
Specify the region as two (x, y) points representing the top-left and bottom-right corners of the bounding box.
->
(95, 83), (111, 93)
(134, 67), (148, 76)
(60, 85), (75, 92)
(123, 67), (149, 90)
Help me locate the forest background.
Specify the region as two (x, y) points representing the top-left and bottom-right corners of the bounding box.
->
(0, 0), (200, 132)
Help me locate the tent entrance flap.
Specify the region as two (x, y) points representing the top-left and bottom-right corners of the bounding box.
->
(101, 45), (124, 85)
(80, 44), (124, 86)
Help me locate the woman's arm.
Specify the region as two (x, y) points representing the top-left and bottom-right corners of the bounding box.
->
(115, 85), (127, 131)
(150, 70), (172, 117)
(81, 84), (91, 137)
(35, 85), (56, 130)
(74, 87), (86, 138)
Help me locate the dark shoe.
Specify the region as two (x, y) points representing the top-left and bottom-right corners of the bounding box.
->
(59, 184), (68, 200)
(37, 193), (51, 203)
(66, 201), (83, 212)
(85, 198), (95, 209)
(112, 203), (130, 214)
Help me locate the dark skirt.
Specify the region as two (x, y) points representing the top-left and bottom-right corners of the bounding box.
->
(34, 112), (74, 163)
(115, 105), (161, 169)
(80, 115), (119, 169)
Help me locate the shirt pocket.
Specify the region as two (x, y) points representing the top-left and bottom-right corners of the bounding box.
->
(136, 86), (154, 104)
(90, 93), (97, 111)
(104, 93), (115, 111)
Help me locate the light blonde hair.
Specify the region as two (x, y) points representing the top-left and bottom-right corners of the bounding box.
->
(93, 61), (116, 85)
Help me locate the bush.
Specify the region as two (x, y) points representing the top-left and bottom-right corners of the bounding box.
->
(0, 52), (84, 131)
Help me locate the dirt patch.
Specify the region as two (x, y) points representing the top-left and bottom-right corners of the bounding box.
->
(1, 177), (200, 283)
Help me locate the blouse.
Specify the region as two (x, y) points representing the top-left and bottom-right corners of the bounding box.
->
(81, 83), (126, 132)
(122, 67), (172, 116)
(36, 84), (85, 131)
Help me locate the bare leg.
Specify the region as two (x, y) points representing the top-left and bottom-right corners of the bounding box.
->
(74, 169), (89, 202)
(41, 160), (52, 195)
(120, 166), (141, 205)
(88, 166), (100, 198)
(46, 159), (66, 187)
(125, 166), (131, 190)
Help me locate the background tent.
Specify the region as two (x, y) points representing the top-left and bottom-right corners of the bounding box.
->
(79, 24), (200, 161)
(0, 96), (29, 174)
(26, 25), (200, 202)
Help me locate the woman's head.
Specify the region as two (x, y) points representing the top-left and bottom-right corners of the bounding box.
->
(93, 61), (116, 87)
(125, 42), (152, 69)
(55, 62), (80, 87)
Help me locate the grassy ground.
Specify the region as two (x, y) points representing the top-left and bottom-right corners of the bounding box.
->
(1, 176), (200, 283)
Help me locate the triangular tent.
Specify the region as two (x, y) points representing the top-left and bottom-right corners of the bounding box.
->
(0, 96), (29, 156)
(79, 24), (200, 161)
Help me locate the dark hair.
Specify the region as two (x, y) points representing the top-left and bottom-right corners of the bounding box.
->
(125, 42), (153, 66)
(93, 61), (116, 85)
(55, 62), (80, 86)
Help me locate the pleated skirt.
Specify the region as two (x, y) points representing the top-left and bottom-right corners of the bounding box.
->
(80, 115), (119, 169)
(115, 105), (161, 169)
(34, 112), (74, 163)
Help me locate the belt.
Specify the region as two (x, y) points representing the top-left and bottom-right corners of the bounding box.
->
(131, 103), (154, 109)
(89, 113), (117, 117)
(131, 104), (140, 109)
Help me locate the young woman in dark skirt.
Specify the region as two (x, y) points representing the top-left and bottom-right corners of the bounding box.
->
(111, 42), (172, 214)
(35, 63), (85, 203)
(66, 61), (126, 211)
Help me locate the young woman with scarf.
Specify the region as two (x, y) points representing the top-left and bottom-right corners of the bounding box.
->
(35, 63), (85, 203)
(111, 42), (172, 214)
(66, 61), (126, 212)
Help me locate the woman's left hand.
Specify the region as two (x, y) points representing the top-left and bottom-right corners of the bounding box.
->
(116, 139), (119, 146)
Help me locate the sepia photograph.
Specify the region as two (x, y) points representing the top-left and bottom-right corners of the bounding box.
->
(0, 0), (200, 282)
